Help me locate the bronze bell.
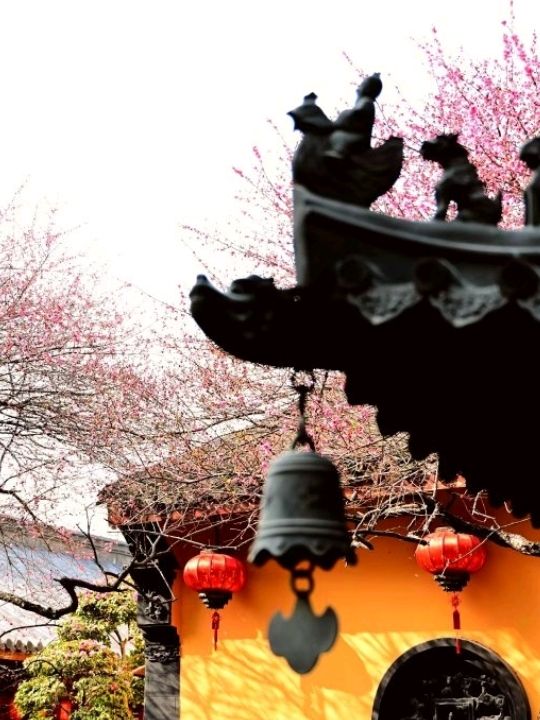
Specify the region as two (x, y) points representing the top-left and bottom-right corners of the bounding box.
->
(249, 449), (356, 570)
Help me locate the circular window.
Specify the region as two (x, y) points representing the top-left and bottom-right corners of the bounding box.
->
(372, 638), (530, 720)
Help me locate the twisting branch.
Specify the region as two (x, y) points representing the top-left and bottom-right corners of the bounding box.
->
(0, 567), (131, 620)
(0, 622), (59, 642)
(364, 491), (540, 557)
(352, 528), (425, 547)
(0, 537), (173, 620)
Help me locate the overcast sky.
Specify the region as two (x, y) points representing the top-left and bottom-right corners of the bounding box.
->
(0, 0), (537, 304)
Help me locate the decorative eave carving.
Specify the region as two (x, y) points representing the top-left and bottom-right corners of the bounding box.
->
(293, 185), (540, 321)
(191, 185), (540, 354)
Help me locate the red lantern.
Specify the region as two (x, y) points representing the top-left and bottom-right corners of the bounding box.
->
(183, 550), (246, 650)
(415, 527), (487, 653)
(415, 526), (487, 591)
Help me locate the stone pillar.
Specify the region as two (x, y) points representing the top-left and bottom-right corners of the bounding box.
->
(122, 526), (180, 720)
(139, 622), (180, 720)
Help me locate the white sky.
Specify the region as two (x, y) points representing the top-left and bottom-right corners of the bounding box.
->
(0, 0), (537, 304)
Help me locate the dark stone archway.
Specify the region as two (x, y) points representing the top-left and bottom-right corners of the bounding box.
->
(372, 638), (530, 720)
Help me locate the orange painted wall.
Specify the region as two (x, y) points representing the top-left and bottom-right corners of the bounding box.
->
(173, 522), (540, 719)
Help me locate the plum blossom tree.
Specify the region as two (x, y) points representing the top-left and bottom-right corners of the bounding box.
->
(14, 590), (144, 720)
(0, 197), (183, 618)
(369, 20), (540, 226)
(132, 5), (540, 559)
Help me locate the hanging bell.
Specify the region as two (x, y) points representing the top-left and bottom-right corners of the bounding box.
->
(249, 449), (356, 570)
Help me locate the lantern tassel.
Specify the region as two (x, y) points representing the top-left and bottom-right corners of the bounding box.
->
(212, 611), (220, 651)
(451, 592), (461, 654)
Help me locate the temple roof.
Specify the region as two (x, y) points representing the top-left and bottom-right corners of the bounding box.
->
(190, 182), (540, 524)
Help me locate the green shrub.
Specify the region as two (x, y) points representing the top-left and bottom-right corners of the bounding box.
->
(15, 590), (144, 720)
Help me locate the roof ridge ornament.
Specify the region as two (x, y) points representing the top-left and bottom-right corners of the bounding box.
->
(420, 133), (503, 225)
(289, 74), (404, 208)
